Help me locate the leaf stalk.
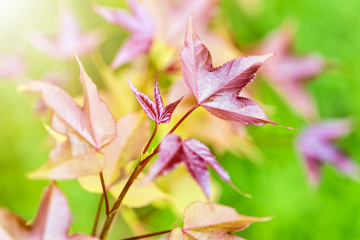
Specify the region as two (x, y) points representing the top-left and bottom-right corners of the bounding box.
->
(99, 104), (199, 238)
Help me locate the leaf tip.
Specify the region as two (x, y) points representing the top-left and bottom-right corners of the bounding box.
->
(260, 52), (276, 62)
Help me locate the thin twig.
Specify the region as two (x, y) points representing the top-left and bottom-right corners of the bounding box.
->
(99, 104), (199, 239)
(142, 123), (158, 154)
(119, 229), (172, 240)
(100, 172), (110, 216)
(92, 195), (104, 236)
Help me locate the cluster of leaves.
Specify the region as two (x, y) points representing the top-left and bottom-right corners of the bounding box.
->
(0, 0), (358, 239)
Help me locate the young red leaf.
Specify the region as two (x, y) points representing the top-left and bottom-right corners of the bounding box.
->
(180, 16), (276, 125)
(154, 73), (165, 118)
(169, 201), (270, 240)
(146, 134), (232, 198)
(128, 74), (182, 124)
(297, 119), (359, 184)
(0, 183), (98, 240)
(20, 56), (116, 151)
(94, 0), (154, 68)
(28, 10), (101, 60)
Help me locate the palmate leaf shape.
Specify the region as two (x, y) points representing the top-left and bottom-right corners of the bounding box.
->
(297, 119), (359, 184)
(0, 183), (98, 240)
(169, 202), (269, 240)
(145, 134), (232, 198)
(180, 17), (276, 125)
(94, 0), (154, 68)
(28, 10), (101, 60)
(167, 79), (265, 162)
(127, 74), (183, 124)
(19, 56), (116, 179)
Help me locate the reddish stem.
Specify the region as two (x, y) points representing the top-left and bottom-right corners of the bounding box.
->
(92, 195), (104, 236)
(119, 229), (172, 240)
(100, 172), (110, 216)
(142, 123), (158, 154)
(99, 104), (199, 239)
(169, 103), (199, 134)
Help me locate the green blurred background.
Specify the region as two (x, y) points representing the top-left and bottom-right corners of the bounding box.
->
(1, 0), (360, 239)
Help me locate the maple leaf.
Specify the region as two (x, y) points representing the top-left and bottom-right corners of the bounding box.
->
(167, 79), (265, 162)
(256, 24), (324, 119)
(0, 52), (27, 80)
(145, 134), (233, 198)
(180, 16), (276, 126)
(33, 71), (72, 115)
(94, 0), (154, 68)
(0, 183), (98, 240)
(128, 73), (183, 124)
(28, 10), (101, 60)
(169, 201), (269, 240)
(19, 56), (116, 179)
(297, 119), (359, 184)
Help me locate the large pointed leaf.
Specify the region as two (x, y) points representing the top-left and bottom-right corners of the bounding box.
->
(180, 17), (275, 125)
(169, 202), (269, 240)
(146, 134), (233, 198)
(20, 56), (116, 151)
(0, 183), (98, 240)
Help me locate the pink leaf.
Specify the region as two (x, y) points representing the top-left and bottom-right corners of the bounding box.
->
(31, 183), (72, 238)
(0, 53), (27, 79)
(297, 119), (359, 184)
(160, 96), (183, 124)
(146, 134), (232, 198)
(127, 75), (157, 122)
(20, 56), (116, 151)
(142, 0), (218, 48)
(0, 183), (98, 240)
(169, 202), (270, 240)
(94, 0), (154, 68)
(145, 134), (183, 182)
(180, 16), (275, 125)
(183, 138), (230, 182)
(128, 74), (182, 124)
(28, 10), (101, 60)
(76, 56), (116, 150)
(256, 25), (324, 119)
(154, 73), (164, 118)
